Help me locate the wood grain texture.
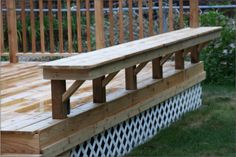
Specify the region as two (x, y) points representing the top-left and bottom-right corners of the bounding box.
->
(118, 0), (124, 43)
(0, 0), (4, 54)
(51, 80), (68, 119)
(1, 62), (205, 156)
(159, 0), (163, 33)
(138, 0), (144, 38)
(125, 66), (137, 90)
(6, 0), (18, 63)
(179, 0), (184, 28)
(152, 57), (163, 79)
(168, 0), (174, 31)
(67, 0), (73, 53)
(148, 0), (154, 36)
(128, 0), (134, 41)
(175, 50), (184, 69)
(76, 0), (82, 52)
(190, 0), (199, 28)
(40, 62), (206, 157)
(94, 0), (105, 49)
(21, 0), (27, 53)
(39, 0), (45, 53)
(58, 0), (64, 53)
(30, 0), (36, 53)
(86, 0), (91, 51)
(48, 0), (54, 53)
(41, 27), (221, 73)
(109, 0), (115, 45)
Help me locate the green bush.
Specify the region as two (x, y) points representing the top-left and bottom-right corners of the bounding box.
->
(200, 11), (236, 85)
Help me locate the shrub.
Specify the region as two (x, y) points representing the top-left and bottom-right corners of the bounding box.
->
(200, 11), (236, 85)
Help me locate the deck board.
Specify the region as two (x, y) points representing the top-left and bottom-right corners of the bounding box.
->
(1, 61), (176, 132)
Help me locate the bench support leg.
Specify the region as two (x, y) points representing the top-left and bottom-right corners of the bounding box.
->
(175, 50), (184, 69)
(51, 80), (69, 119)
(191, 46), (199, 63)
(152, 57), (163, 79)
(125, 66), (137, 90)
(93, 76), (106, 103)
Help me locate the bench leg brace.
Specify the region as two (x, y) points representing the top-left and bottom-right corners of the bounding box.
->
(125, 66), (137, 90)
(191, 45), (199, 63)
(51, 80), (70, 119)
(175, 50), (185, 70)
(152, 57), (163, 79)
(93, 76), (106, 103)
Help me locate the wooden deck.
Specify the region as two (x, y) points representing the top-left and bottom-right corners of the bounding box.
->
(1, 61), (206, 156)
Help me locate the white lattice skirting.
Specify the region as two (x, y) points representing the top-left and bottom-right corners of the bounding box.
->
(70, 83), (202, 157)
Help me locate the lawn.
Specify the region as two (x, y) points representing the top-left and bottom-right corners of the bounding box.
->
(127, 84), (236, 157)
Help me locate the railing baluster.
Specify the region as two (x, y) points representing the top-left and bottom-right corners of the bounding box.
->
(138, 0), (143, 39)
(39, 0), (45, 53)
(30, 0), (36, 53)
(109, 0), (114, 46)
(86, 0), (91, 51)
(76, 0), (82, 52)
(190, 0), (199, 27)
(58, 0), (64, 53)
(48, 0), (54, 53)
(128, 0), (134, 41)
(0, 0), (3, 54)
(118, 0), (124, 43)
(159, 0), (163, 33)
(168, 0), (174, 31)
(148, 0), (154, 36)
(179, 0), (184, 28)
(67, 0), (73, 53)
(21, 0), (27, 53)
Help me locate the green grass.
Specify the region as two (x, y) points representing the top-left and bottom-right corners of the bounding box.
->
(127, 85), (236, 157)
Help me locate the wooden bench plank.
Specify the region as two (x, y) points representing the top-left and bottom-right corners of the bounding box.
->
(42, 27), (221, 80)
(41, 27), (221, 70)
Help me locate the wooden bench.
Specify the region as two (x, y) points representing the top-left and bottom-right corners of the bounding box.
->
(41, 27), (221, 119)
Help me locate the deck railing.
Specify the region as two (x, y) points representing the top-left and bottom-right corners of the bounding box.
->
(0, 0), (199, 63)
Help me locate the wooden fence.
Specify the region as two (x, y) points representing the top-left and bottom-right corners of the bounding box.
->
(0, 0), (199, 63)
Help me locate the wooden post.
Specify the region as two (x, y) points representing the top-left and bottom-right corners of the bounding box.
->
(0, 0), (4, 54)
(175, 50), (184, 69)
(94, 0), (105, 49)
(152, 57), (163, 79)
(6, 0), (18, 63)
(191, 46), (199, 63)
(190, 0), (199, 28)
(93, 0), (106, 103)
(125, 66), (137, 90)
(93, 76), (106, 103)
(51, 80), (69, 119)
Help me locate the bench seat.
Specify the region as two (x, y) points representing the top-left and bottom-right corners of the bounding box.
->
(41, 27), (221, 119)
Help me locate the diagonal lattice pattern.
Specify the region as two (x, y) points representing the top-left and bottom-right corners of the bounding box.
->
(70, 84), (202, 157)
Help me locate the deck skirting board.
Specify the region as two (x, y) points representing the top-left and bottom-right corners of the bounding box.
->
(70, 83), (202, 157)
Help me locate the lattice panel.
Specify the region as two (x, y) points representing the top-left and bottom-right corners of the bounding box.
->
(70, 84), (202, 157)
